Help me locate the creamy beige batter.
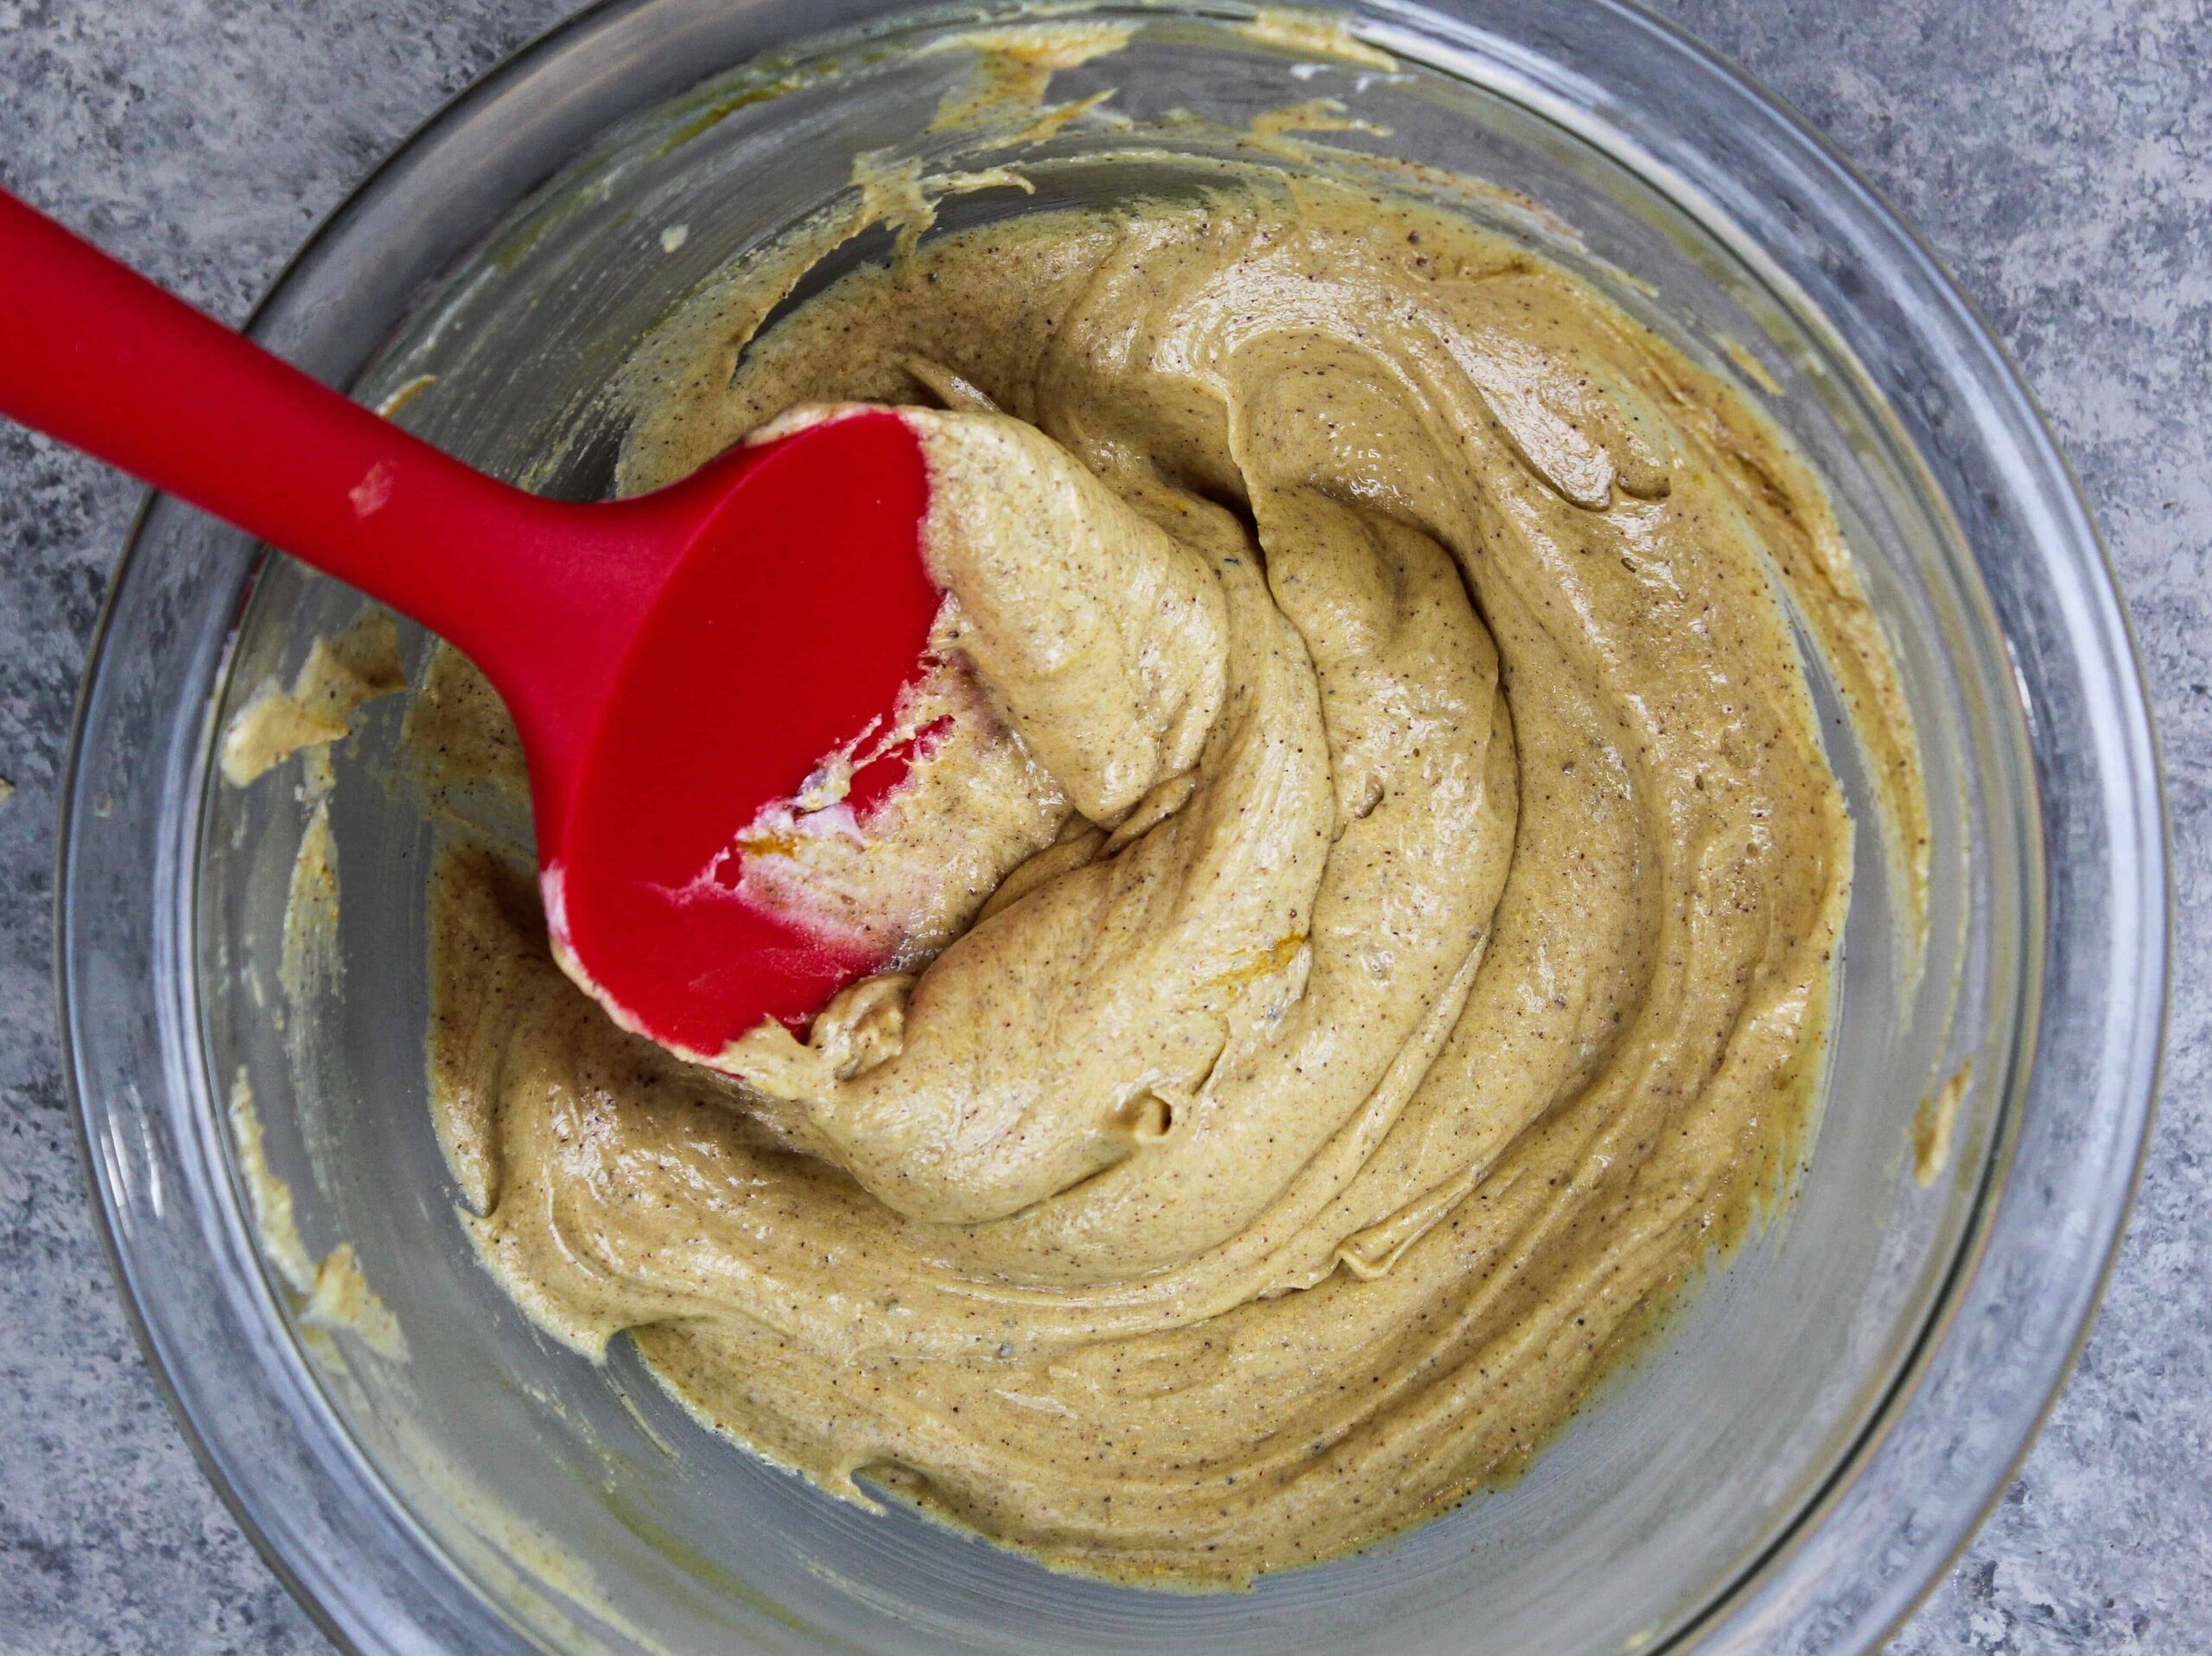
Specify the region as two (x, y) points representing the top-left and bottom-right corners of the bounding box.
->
(421, 164), (1920, 1585)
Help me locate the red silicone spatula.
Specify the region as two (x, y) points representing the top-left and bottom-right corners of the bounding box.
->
(0, 187), (947, 1057)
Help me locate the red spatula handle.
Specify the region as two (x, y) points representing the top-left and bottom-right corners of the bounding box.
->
(0, 187), (655, 676)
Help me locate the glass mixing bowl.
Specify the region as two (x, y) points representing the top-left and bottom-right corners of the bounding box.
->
(57, 1), (2166, 1652)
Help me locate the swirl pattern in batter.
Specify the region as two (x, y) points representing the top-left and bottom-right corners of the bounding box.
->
(422, 167), (1918, 1584)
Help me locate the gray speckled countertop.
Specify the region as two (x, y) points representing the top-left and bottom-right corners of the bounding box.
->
(0, 2), (2204, 1651)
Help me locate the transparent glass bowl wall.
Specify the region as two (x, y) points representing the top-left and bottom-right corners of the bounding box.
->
(57, 3), (2164, 1654)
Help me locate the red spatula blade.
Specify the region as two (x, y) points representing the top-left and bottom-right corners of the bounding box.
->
(543, 410), (940, 1056)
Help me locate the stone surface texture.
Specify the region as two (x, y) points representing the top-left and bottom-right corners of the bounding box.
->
(0, 1), (2204, 1651)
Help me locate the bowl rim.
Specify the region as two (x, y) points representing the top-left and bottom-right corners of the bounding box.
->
(54, 1), (2168, 1652)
